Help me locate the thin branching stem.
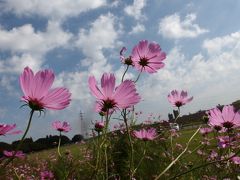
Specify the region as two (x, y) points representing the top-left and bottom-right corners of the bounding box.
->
(154, 126), (201, 180)
(122, 65), (129, 82)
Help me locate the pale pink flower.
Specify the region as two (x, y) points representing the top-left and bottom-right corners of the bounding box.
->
(94, 121), (105, 132)
(197, 149), (206, 156)
(207, 105), (240, 129)
(40, 170), (54, 180)
(231, 156), (240, 164)
(208, 150), (218, 160)
(20, 67), (71, 111)
(88, 73), (141, 114)
(168, 90), (193, 107)
(218, 136), (233, 148)
(199, 127), (212, 136)
(52, 121), (71, 133)
(3, 150), (25, 158)
(133, 128), (157, 141)
(131, 40), (166, 73)
(0, 124), (22, 136)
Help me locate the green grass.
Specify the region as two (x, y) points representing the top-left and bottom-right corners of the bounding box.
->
(3, 126), (237, 179)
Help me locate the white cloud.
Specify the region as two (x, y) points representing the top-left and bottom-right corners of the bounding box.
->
(76, 13), (121, 77)
(0, 75), (18, 96)
(49, 13), (123, 135)
(158, 13), (208, 39)
(124, 0), (147, 20)
(0, 20), (72, 76)
(129, 23), (145, 34)
(140, 32), (240, 116)
(0, 54), (42, 74)
(203, 32), (240, 55)
(1, 0), (106, 20)
(54, 71), (91, 102)
(0, 21), (72, 56)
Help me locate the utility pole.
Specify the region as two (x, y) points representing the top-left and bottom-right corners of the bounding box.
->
(79, 111), (85, 138)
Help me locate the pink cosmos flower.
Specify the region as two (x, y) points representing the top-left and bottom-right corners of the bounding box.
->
(52, 121), (71, 133)
(133, 128), (157, 141)
(20, 67), (71, 111)
(208, 150), (218, 161)
(231, 156), (240, 164)
(167, 90), (193, 107)
(88, 73), (141, 114)
(3, 150), (25, 158)
(199, 127), (212, 136)
(207, 105), (240, 129)
(218, 136), (233, 148)
(0, 124), (22, 136)
(40, 170), (54, 180)
(131, 40), (166, 73)
(94, 121), (105, 132)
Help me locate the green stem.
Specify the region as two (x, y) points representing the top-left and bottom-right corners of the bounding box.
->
(2, 109), (35, 167)
(170, 134), (173, 160)
(134, 68), (142, 83)
(104, 143), (108, 180)
(95, 133), (101, 178)
(122, 109), (134, 179)
(132, 142), (147, 176)
(122, 65), (129, 82)
(58, 131), (62, 157)
(13, 168), (21, 180)
(174, 107), (180, 123)
(154, 126), (201, 180)
(17, 109), (35, 150)
(170, 149), (240, 179)
(103, 111), (110, 179)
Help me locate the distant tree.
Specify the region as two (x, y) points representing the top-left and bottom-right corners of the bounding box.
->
(72, 134), (84, 143)
(0, 142), (12, 157)
(232, 100), (240, 110)
(11, 138), (34, 152)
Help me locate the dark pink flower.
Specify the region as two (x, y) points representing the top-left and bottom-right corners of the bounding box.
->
(0, 124), (22, 136)
(94, 121), (105, 132)
(168, 90), (193, 107)
(133, 128), (157, 141)
(88, 73), (141, 114)
(207, 105), (240, 129)
(3, 150), (25, 158)
(20, 67), (71, 111)
(40, 170), (54, 180)
(131, 40), (166, 73)
(52, 121), (71, 133)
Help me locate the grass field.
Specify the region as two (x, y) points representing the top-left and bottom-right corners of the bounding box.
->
(1, 126), (239, 179)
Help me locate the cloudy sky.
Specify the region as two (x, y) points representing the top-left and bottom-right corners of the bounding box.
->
(1, 0), (240, 142)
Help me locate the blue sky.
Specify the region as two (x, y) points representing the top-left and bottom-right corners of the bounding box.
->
(0, 0), (240, 142)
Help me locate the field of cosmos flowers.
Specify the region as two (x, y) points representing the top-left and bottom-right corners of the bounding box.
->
(1, 40), (240, 180)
